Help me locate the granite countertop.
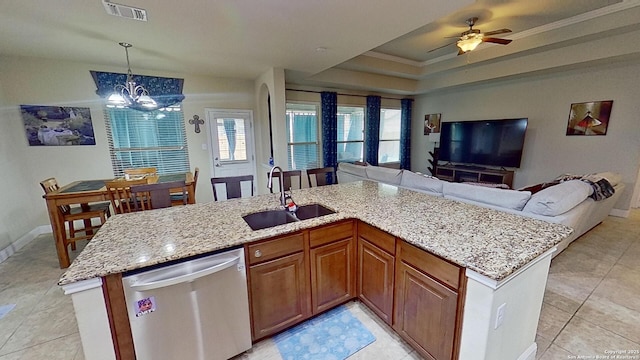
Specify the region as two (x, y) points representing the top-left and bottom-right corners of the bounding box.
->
(58, 180), (573, 285)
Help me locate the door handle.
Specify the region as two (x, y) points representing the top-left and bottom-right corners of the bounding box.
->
(129, 256), (239, 291)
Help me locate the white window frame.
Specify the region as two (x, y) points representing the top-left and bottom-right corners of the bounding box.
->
(378, 107), (402, 165)
(337, 105), (365, 163)
(285, 102), (321, 170)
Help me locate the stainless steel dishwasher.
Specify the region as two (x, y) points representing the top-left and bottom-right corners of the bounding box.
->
(122, 247), (252, 360)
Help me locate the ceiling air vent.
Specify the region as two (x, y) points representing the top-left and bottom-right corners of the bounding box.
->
(102, 0), (148, 22)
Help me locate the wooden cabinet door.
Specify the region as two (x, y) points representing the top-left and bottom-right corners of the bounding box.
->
(310, 237), (355, 314)
(358, 238), (395, 325)
(394, 261), (458, 360)
(249, 252), (310, 340)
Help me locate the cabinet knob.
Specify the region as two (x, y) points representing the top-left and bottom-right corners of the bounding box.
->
(254, 249), (262, 258)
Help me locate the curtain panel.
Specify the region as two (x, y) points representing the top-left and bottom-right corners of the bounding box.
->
(400, 98), (413, 170)
(365, 95), (381, 166)
(90, 71), (185, 111)
(321, 92), (338, 170)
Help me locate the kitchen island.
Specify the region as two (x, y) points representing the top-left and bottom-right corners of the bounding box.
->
(59, 180), (573, 360)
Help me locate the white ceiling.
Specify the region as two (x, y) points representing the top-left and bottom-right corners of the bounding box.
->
(1, 0), (639, 95)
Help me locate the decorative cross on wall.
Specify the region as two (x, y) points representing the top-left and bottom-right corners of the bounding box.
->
(188, 115), (204, 133)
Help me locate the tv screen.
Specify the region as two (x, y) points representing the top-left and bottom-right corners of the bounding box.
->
(438, 118), (528, 168)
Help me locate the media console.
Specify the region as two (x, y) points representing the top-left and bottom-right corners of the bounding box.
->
(435, 164), (515, 188)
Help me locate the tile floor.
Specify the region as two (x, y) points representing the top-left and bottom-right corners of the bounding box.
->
(0, 210), (638, 360)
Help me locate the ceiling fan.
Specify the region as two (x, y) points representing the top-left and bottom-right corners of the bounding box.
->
(431, 17), (512, 55)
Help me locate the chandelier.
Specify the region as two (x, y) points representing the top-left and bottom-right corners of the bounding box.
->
(457, 33), (483, 53)
(107, 42), (157, 109)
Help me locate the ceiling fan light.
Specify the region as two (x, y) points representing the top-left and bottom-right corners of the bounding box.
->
(457, 34), (483, 53)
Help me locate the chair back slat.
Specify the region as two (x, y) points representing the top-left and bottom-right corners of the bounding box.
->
(193, 167), (200, 192)
(210, 175), (254, 201)
(266, 170), (302, 193)
(124, 167), (158, 178)
(131, 180), (187, 210)
(40, 177), (71, 214)
(105, 178), (148, 214)
(306, 167), (337, 187)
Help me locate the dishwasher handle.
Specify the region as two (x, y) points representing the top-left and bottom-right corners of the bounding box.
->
(129, 255), (240, 292)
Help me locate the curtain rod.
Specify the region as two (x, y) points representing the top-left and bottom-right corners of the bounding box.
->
(285, 88), (410, 101)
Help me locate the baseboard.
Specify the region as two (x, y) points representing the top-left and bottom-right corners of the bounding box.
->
(0, 225), (52, 264)
(610, 208), (629, 218)
(517, 342), (537, 360)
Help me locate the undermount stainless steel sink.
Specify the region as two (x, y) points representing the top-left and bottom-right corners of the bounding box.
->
(294, 203), (336, 220)
(242, 210), (298, 231)
(242, 204), (336, 230)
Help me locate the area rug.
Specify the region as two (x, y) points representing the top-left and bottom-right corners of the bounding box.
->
(274, 305), (376, 360)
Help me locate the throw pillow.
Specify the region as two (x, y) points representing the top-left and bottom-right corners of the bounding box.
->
(522, 180), (592, 216)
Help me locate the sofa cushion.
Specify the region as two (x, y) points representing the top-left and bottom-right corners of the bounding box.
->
(365, 166), (403, 185)
(400, 171), (444, 194)
(522, 180), (592, 216)
(337, 162), (367, 178)
(443, 182), (532, 211)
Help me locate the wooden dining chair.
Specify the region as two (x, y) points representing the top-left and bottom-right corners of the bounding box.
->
(105, 178), (148, 214)
(124, 167), (157, 178)
(210, 175), (254, 201)
(171, 167), (199, 206)
(40, 177), (111, 252)
(266, 170), (302, 193)
(306, 167), (337, 187)
(131, 180), (188, 210)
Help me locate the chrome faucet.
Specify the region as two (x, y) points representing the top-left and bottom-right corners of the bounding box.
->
(268, 165), (287, 207)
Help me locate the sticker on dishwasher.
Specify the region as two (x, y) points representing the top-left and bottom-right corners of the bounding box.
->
(134, 296), (156, 317)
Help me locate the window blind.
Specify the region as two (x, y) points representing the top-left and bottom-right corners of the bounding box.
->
(104, 105), (190, 177)
(286, 103), (319, 170)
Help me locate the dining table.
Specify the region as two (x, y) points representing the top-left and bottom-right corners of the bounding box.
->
(43, 172), (195, 268)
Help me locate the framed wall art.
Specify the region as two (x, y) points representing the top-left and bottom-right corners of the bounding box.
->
(21, 105), (96, 146)
(424, 113), (441, 135)
(566, 100), (613, 136)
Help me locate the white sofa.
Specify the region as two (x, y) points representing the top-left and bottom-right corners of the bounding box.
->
(337, 162), (625, 257)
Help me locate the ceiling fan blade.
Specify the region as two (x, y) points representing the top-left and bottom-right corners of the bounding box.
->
(483, 37), (512, 45)
(483, 28), (512, 36)
(428, 42), (456, 53)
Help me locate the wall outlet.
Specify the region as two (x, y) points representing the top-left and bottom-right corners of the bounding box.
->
(495, 303), (507, 329)
(201, 143), (207, 150)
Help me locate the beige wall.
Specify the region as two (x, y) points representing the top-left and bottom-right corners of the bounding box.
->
(412, 61), (640, 210)
(0, 65), (43, 250)
(3, 52), (639, 252)
(0, 55), (255, 251)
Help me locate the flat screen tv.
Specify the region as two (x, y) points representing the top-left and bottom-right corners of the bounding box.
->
(438, 118), (528, 168)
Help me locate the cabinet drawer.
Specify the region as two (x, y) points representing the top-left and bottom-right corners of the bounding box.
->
(309, 220), (354, 248)
(398, 241), (461, 290)
(248, 233), (305, 265)
(358, 222), (396, 255)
